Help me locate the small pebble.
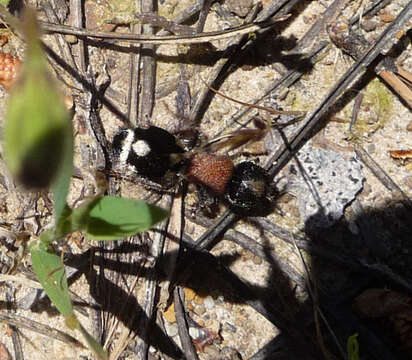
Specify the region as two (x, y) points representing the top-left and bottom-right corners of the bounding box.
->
(204, 345), (220, 359)
(185, 222), (195, 234)
(205, 319), (220, 334)
(163, 303), (176, 323)
(225, 0), (253, 17)
(287, 203), (301, 219)
(379, 11), (395, 23)
(241, 248), (253, 261)
(367, 143), (376, 154)
(303, 14), (316, 24)
(407, 120), (412, 131)
(204, 296), (215, 310)
(222, 322), (237, 333)
(0, 198), (7, 213)
(361, 182), (372, 196)
(252, 255), (262, 265)
(0, 35), (8, 46)
(361, 19), (378, 32)
(189, 327), (201, 339)
(221, 346), (243, 360)
(184, 287), (196, 301)
(194, 305), (206, 316)
(164, 322), (178, 337)
(277, 88), (289, 101)
(404, 175), (412, 190)
(216, 307), (228, 318)
(64, 34), (78, 44)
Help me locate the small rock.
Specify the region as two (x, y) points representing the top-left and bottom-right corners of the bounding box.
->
(379, 11), (395, 23)
(189, 326), (201, 339)
(185, 222), (195, 234)
(367, 143), (376, 154)
(404, 175), (412, 190)
(205, 319), (220, 334)
(163, 303), (176, 323)
(225, 0), (253, 17)
(204, 296), (215, 310)
(361, 19), (378, 32)
(221, 346), (243, 360)
(204, 345), (220, 359)
(252, 255), (262, 265)
(194, 305), (206, 316)
(407, 120), (412, 131)
(288, 145), (364, 229)
(303, 14), (316, 24)
(240, 248), (253, 261)
(64, 35), (78, 44)
(164, 322), (178, 337)
(361, 182), (372, 196)
(0, 197), (7, 213)
(277, 88), (289, 101)
(85, 1), (115, 31)
(222, 322), (237, 333)
(184, 287), (196, 301)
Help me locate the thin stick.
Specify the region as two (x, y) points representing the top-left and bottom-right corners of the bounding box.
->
(138, 0), (157, 125)
(0, 313), (85, 347)
(174, 287), (199, 360)
(36, 16), (290, 44)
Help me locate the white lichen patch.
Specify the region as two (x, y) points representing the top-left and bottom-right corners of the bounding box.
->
(287, 144), (364, 229)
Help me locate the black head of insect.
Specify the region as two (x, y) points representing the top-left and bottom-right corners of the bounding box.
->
(112, 126), (186, 186)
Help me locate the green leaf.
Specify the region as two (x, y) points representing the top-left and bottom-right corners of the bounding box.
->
(54, 203), (74, 240)
(78, 323), (108, 360)
(52, 196), (168, 241)
(74, 196), (169, 240)
(70, 197), (101, 231)
(3, 7), (72, 191)
(347, 333), (359, 360)
(30, 236), (73, 317)
(52, 118), (73, 223)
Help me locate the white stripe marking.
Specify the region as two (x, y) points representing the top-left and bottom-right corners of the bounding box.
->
(119, 130), (134, 164)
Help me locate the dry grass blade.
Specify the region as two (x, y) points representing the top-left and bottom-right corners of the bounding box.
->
(36, 16), (290, 44)
(0, 313), (84, 348)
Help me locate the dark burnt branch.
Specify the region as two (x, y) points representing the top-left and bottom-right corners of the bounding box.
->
(174, 287), (199, 360)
